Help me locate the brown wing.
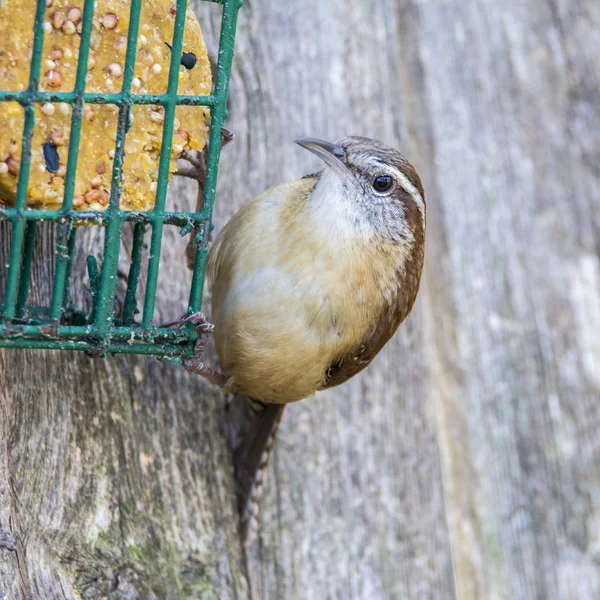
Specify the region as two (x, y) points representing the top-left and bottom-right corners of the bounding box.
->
(320, 268), (422, 390)
(322, 234), (425, 390)
(319, 310), (402, 390)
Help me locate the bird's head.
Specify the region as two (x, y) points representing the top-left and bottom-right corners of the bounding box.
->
(295, 136), (425, 245)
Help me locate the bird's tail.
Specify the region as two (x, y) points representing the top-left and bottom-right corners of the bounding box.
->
(226, 395), (285, 545)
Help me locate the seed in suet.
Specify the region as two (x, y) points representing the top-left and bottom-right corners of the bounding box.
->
(181, 52), (197, 69)
(102, 13), (118, 30)
(62, 21), (76, 35)
(51, 11), (65, 29)
(46, 70), (62, 88)
(67, 7), (81, 22)
(164, 42), (197, 69)
(6, 157), (19, 175)
(43, 143), (60, 173)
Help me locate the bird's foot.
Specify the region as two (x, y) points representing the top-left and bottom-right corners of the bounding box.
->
(184, 334), (230, 388)
(174, 127), (235, 183)
(161, 312), (229, 388)
(220, 126), (236, 148)
(161, 311), (213, 331)
(175, 150), (207, 182)
(177, 126), (235, 270)
(162, 311), (214, 355)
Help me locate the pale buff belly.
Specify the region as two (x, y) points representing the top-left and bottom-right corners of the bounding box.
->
(211, 264), (377, 404)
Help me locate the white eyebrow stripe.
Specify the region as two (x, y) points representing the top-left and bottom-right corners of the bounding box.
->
(392, 168), (425, 216)
(387, 167), (426, 234)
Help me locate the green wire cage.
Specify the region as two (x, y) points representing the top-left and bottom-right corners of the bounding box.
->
(0, 0), (242, 358)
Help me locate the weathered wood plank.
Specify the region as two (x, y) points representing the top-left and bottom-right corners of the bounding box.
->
(415, 0), (600, 598)
(1, 0), (598, 597)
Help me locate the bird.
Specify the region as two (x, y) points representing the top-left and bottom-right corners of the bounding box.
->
(168, 134), (426, 542)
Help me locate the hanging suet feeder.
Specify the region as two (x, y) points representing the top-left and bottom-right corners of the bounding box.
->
(0, 0), (242, 358)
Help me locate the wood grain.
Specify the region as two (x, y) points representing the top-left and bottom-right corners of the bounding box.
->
(1, 0), (599, 597)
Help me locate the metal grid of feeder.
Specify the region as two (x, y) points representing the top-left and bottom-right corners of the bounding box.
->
(0, 0), (241, 357)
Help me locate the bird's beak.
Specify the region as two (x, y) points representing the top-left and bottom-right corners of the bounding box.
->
(295, 137), (350, 178)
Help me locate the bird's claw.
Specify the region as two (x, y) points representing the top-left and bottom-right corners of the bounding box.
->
(174, 153), (206, 181)
(182, 355), (206, 372)
(162, 312), (217, 377)
(174, 127), (235, 181)
(190, 326), (212, 359)
(220, 126), (235, 148)
(180, 150), (205, 170)
(161, 311), (213, 332)
(180, 324), (228, 387)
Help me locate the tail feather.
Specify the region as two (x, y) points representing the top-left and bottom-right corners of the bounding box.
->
(226, 396), (285, 545)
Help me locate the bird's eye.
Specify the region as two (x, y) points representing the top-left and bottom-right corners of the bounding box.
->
(372, 175), (394, 193)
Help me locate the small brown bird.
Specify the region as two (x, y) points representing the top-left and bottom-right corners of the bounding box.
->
(170, 135), (426, 540)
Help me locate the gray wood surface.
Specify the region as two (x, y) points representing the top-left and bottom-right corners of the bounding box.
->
(1, 0), (599, 598)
